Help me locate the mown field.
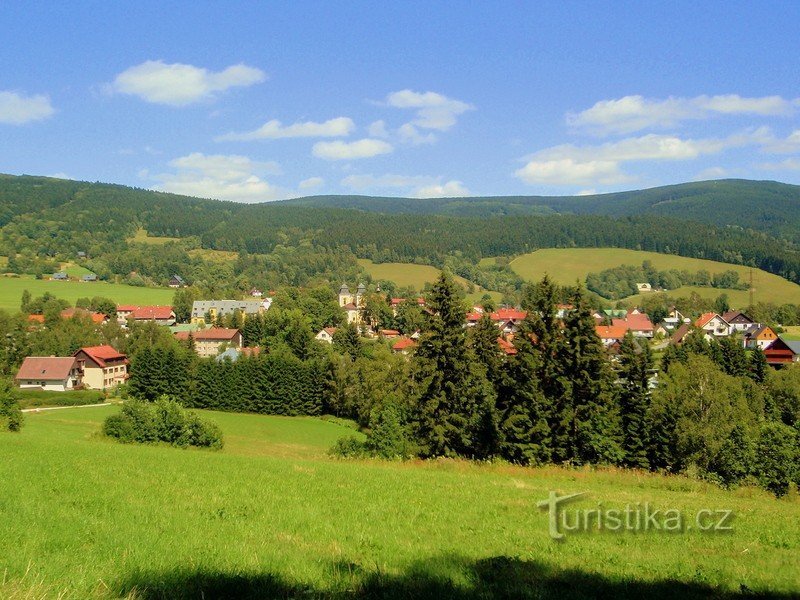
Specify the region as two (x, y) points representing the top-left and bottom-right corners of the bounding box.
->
(129, 228), (182, 245)
(1, 405), (798, 599)
(504, 248), (800, 305)
(0, 275), (174, 313)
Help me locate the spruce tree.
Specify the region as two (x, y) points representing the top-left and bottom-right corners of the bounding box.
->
(471, 313), (502, 385)
(333, 322), (362, 361)
(562, 286), (623, 465)
(411, 271), (496, 458)
(749, 346), (769, 384)
(617, 331), (652, 468)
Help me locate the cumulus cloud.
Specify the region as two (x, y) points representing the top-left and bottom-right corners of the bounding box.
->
(0, 91), (55, 125)
(216, 117), (354, 141)
(761, 129), (800, 154)
(298, 176), (324, 190)
(412, 180), (470, 198)
(758, 157), (800, 171)
(368, 120), (389, 138)
(515, 131), (766, 186)
(568, 94), (797, 135)
(111, 60), (265, 106)
(151, 152), (284, 202)
(397, 123), (437, 145)
(386, 89), (474, 131)
(693, 166), (729, 180)
(312, 138), (393, 160)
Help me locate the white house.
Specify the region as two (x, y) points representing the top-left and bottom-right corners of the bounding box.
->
(15, 357), (82, 391)
(694, 313), (732, 339)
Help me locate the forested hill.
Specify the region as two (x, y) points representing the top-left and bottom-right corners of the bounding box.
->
(2, 173), (800, 289)
(282, 179), (800, 242)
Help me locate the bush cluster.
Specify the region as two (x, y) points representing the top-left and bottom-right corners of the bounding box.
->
(0, 379), (23, 432)
(103, 396), (223, 450)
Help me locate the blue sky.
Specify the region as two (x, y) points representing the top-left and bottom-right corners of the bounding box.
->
(2, 1), (800, 202)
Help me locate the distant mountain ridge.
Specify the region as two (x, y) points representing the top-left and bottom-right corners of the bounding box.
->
(281, 179), (800, 242)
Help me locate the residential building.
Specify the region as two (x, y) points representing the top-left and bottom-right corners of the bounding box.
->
(596, 325), (629, 347)
(15, 357), (82, 391)
(392, 337), (417, 354)
(169, 274), (186, 288)
(60, 307), (106, 324)
(52, 272), (68, 281)
(176, 328), (242, 357)
(663, 308), (691, 331)
(722, 310), (756, 333)
(764, 338), (800, 367)
(73, 345), (128, 390)
(81, 273), (97, 282)
(190, 300), (264, 325)
(670, 323), (693, 345)
(612, 310), (655, 338)
(694, 313), (732, 339)
(636, 283), (652, 293)
(315, 327), (337, 343)
(379, 329), (401, 339)
(117, 305), (176, 326)
(743, 325), (779, 350)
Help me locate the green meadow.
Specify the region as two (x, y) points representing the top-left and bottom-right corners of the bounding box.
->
(1, 405), (798, 599)
(0, 275), (174, 313)
(505, 248), (800, 305)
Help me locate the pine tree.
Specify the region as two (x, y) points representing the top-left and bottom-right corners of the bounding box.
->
(411, 271), (496, 458)
(749, 346), (769, 384)
(562, 286), (623, 465)
(333, 322), (362, 361)
(617, 331), (652, 468)
(20, 289), (31, 314)
(471, 313), (502, 385)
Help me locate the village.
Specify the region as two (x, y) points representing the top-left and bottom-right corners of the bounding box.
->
(13, 275), (799, 393)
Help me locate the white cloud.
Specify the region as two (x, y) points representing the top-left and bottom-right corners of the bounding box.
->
(568, 94), (797, 135)
(298, 176), (324, 190)
(385, 90), (474, 131)
(368, 120), (389, 138)
(216, 117), (354, 141)
(312, 138), (393, 160)
(397, 123), (437, 145)
(515, 158), (632, 186)
(758, 157), (800, 171)
(0, 91), (55, 125)
(151, 152), (284, 202)
(412, 180), (470, 198)
(111, 60), (265, 106)
(693, 166), (729, 180)
(761, 129), (800, 154)
(576, 189), (597, 196)
(48, 172), (73, 180)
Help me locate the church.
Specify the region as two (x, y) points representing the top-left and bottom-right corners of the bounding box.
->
(338, 283), (366, 324)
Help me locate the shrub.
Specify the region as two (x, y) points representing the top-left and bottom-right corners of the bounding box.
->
(104, 396), (223, 450)
(364, 404), (413, 460)
(752, 421), (799, 498)
(329, 435), (367, 458)
(0, 379), (23, 432)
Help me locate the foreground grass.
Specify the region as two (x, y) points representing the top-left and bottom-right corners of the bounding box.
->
(507, 248), (800, 305)
(1, 406), (798, 599)
(0, 275), (174, 313)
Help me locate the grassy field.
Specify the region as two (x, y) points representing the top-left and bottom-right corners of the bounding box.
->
(129, 228), (182, 245)
(1, 406), (798, 599)
(507, 248), (800, 305)
(17, 388), (107, 409)
(781, 326), (800, 341)
(0, 275), (174, 313)
(60, 262), (94, 277)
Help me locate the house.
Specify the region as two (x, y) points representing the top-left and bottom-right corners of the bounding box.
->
(214, 347), (263, 362)
(636, 283), (652, 293)
(743, 324), (779, 350)
(52, 272), (68, 281)
(15, 357), (82, 391)
(763, 337), (800, 367)
(497, 337), (517, 356)
(249, 288), (263, 298)
(77, 251), (87, 259)
(722, 310), (756, 332)
(596, 324), (629, 347)
(315, 327), (337, 343)
(379, 329), (401, 339)
(175, 328), (242, 357)
(556, 304), (574, 319)
(190, 300), (264, 325)
(81, 273), (97, 282)
(694, 312), (732, 339)
(117, 305), (176, 326)
(663, 308), (691, 331)
(612, 310), (654, 338)
(392, 337), (417, 354)
(73, 345), (128, 390)
(670, 323), (693, 345)
(168, 274), (186, 288)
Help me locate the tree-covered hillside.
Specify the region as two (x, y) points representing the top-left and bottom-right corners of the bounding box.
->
(283, 179), (800, 242)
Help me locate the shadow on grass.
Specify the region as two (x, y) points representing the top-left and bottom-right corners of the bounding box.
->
(115, 555), (792, 599)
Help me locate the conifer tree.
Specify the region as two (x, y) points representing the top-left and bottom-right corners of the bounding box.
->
(333, 322), (362, 361)
(471, 313), (502, 385)
(562, 286), (623, 465)
(617, 331), (652, 468)
(411, 271), (496, 458)
(749, 346), (769, 384)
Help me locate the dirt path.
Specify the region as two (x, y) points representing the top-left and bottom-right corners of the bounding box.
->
(21, 402), (117, 413)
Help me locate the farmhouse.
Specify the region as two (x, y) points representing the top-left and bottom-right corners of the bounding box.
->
(596, 324), (629, 347)
(168, 274), (186, 288)
(15, 357), (82, 391)
(743, 324), (778, 350)
(391, 337), (417, 354)
(81, 273), (97, 282)
(694, 313), (732, 339)
(764, 338), (800, 367)
(612, 310), (654, 338)
(636, 282), (652, 293)
(315, 327), (337, 343)
(722, 310), (756, 332)
(190, 300), (265, 325)
(73, 345), (128, 390)
(176, 328), (243, 357)
(117, 305), (176, 326)
(52, 272), (68, 281)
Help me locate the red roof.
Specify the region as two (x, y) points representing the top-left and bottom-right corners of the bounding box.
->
(392, 337), (417, 351)
(342, 302), (358, 310)
(61, 308), (106, 323)
(27, 314), (45, 323)
(16, 357), (77, 381)
(380, 329), (400, 337)
(130, 305), (174, 320)
(695, 312), (722, 328)
(612, 311), (654, 333)
(240, 346), (262, 357)
(74, 345), (127, 368)
(116, 305), (139, 312)
(176, 327), (240, 341)
(596, 325), (629, 340)
(492, 308), (527, 321)
(465, 311), (483, 322)
(497, 337), (517, 355)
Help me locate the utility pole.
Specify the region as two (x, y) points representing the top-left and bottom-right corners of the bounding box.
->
(749, 268), (754, 308)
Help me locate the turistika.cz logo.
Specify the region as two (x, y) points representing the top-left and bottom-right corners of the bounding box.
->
(537, 491), (734, 541)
